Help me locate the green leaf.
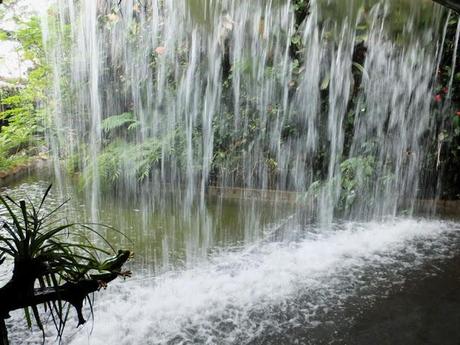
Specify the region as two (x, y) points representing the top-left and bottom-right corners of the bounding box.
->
(320, 73), (330, 90)
(24, 307), (32, 329)
(0, 195), (25, 242)
(102, 112), (136, 132)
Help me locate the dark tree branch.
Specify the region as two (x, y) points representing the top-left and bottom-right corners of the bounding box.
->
(0, 250), (131, 344)
(1, 272), (121, 325)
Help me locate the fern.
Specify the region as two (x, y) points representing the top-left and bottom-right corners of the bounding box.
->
(302, 156), (378, 211)
(135, 138), (163, 180)
(82, 134), (175, 188)
(78, 125), (188, 191)
(101, 112), (138, 133)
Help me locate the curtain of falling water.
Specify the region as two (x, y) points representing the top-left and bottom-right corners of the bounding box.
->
(42, 0), (446, 265)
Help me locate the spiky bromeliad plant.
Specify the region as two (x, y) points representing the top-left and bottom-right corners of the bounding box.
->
(0, 185), (132, 345)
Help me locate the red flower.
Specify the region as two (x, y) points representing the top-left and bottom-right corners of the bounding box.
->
(155, 46), (166, 55)
(434, 94), (443, 103)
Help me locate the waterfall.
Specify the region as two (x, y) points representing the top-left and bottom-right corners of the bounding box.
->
(43, 0), (446, 238)
(6, 2), (460, 344)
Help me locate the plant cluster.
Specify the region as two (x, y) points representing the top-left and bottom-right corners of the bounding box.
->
(423, 13), (460, 199)
(0, 186), (131, 343)
(0, 16), (48, 173)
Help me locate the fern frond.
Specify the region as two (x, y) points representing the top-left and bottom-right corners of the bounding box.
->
(101, 112), (138, 133)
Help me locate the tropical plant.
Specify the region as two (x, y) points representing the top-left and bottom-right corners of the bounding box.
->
(79, 126), (181, 189)
(101, 112), (139, 134)
(426, 13), (460, 199)
(302, 155), (391, 214)
(0, 185), (132, 344)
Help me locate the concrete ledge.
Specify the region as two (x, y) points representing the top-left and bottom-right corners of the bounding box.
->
(208, 186), (302, 204)
(415, 199), (460, 217)
(208, 186), (460, 215)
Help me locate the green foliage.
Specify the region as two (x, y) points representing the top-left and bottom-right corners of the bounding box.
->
(293, 0), (310, 16)
(0, 186), (114, 281)
(101, 112), (138, 133)
(339, 156), (375, 208)
(0, 155), (30, 173)
(303, 156), (390, 212)
(83, 132), (176, 188)
(15, 16), (43, 62)
(0, 30), (8, 41)
(0, 16), (49, 173)
(429, 14), (460, 199)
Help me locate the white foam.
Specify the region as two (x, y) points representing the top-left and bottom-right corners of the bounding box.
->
(63, 219), (458, 345)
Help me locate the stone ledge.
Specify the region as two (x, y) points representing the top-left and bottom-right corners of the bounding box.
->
(0, 156), (48, 187)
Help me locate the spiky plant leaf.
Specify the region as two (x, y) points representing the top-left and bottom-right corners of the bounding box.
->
(0, 185), (132, 340)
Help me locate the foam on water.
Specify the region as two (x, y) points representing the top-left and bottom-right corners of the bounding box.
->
(54, 219), (458, 345)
